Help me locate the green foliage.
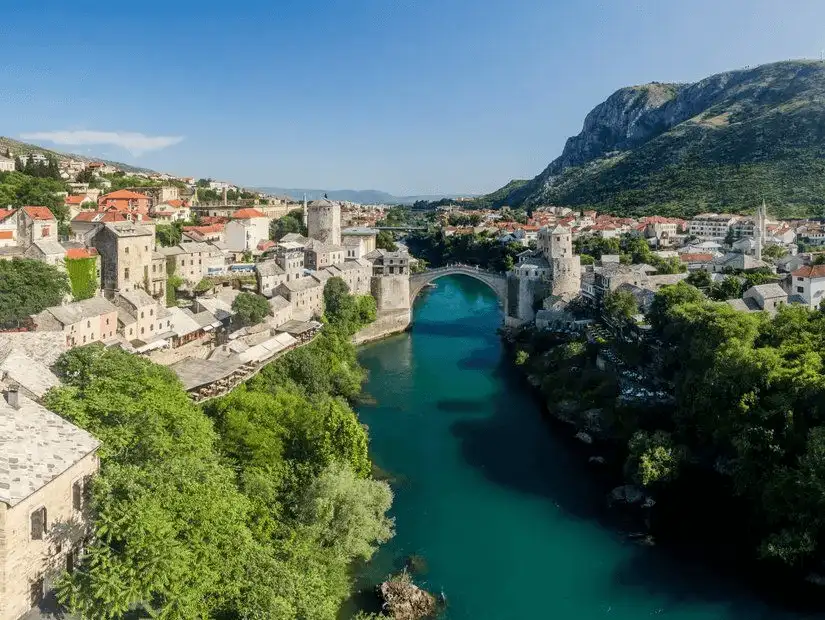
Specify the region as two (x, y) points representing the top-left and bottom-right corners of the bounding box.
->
(514, 349), (529, 366)
(685, 269), (711, 289)
(156, 222), (183, 247)
(375, 230), (397, 251)
(647, 281), (704, 334)
(323, 277), (378, 337)
(762, 244), (788, 260)
(232, 291), (270, 325)
(0, 171), (69, 221)
(0, 258), (70, 326)
(603, 289), (638, 324)
(406, 230), (520, 271)
(65, 257), (98, 301)
(271, 208), (308, 240)
(626, 430), (684, 486)
(166, 274), (184, 306)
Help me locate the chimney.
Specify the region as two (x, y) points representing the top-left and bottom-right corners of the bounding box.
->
(5, 383), (20, 409)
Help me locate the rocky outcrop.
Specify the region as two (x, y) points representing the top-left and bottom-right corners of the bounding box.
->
(379, 572), (437, 620)
(489, 60), (825, 216)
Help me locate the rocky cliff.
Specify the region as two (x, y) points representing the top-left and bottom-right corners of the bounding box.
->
(490, 60), (825, 218)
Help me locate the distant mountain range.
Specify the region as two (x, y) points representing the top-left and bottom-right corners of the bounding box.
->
(254, 187), (474, 205)
(0, 137), (156, 175)
(483, 59), (825, 219)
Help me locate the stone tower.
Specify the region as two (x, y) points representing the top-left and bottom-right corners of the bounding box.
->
(307, 198), (341, 246)
(754, 200), (766, 262)
(546, 225), (581, 297)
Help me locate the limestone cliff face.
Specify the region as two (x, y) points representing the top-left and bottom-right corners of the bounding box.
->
(494, 60), (825, 217)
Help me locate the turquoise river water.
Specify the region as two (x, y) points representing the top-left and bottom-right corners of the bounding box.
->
(350, 275), (823, 620)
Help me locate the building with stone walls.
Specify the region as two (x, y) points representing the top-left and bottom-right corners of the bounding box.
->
(275, 244), (305, 283)
(90, 221), (162, 299)
(542, 225), (581, 297)
(275, 277), (325, 321)
(341, 227), (377, 260)
(364, 250), (411, 312)
(304, 239), (345, 270)
(158, 242), (224, 286)
(31, 297), (119, 348)
(17, 207), (57, 249)
(0, 386), (100, 620)
(307, 198), (341, 246)
(256, 260), (287, 298)
(115, 288), (173, 345)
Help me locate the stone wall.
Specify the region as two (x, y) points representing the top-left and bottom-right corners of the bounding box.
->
(352, 309), (411, 345)
(371, 275), (411, 313)
(0, 452), (99, 620)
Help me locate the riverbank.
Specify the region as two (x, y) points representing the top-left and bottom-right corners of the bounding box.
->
(352, 309), (411, 345)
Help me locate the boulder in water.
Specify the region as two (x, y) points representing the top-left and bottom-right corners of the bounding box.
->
(575, 431), (593, 444)
(588, 456), (606, 465)
(379, 571), (437, 620)
(609, 484), (645, 505)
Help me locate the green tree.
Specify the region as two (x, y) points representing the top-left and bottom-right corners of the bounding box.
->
(271, 209), (308, 240)
(685, 269), (711, 289)
(375, 230), (397, 251)
(648, 281), (705, 334)
(762, 244), (787, 260)
(0, 258), (70, 326)
(603, 289), (639, 324)
(232, 292), (270, 325)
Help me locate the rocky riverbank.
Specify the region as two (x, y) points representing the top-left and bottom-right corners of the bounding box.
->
(352, 309), (411, 345)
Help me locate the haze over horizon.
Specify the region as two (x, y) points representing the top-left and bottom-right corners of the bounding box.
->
(3, 0), (825, 195)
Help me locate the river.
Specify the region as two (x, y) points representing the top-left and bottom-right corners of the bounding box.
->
(351, 275), (816, 620)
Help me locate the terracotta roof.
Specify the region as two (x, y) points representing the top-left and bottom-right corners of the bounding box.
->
(0, 209), (14, 222)
(679, 253), (714, 262)
(101, 189), (149, 200)
(64, 195), (89, 205)
(0, 231), (13, 240)
(165, 199), (186, 208)
(232, 208), (266, 219)
(22, 206), (55, 221)
(791, 265), (825, 279)
(65, 247), (98, 259)
(72, 210), (127, 223)
(257, 240), (276, 251)
(183, 223), (224, 234)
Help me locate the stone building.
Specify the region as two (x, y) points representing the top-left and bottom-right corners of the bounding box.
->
(256, 260), (287, 298)
(0, 386), (100, 620)
(364, 250), (411, 312)
(540, 225), (581, 297)
(158, 242), (224, 286)
(341, 227), (378, 259)
(17, 207), (57, 249)
(304, 239), (345, 270)
(115, 288), (173, 345)
(275, 277), (325, 321)
(90, 221), (163, 299)
(31, 297), (119, 348)
(275, 244), (305, 283)
(307, 198), (341, 246)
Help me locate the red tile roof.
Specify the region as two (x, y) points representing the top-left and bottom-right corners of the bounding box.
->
(65, 195), (88, 205)
(257, 240), (276, 251)
(165, 199), (187, 208)
(65, 248), (98, 259)
(183, 223), (224, 234)
(679, 253), (714, 262)
(200, 216), (228, 225)
(0, 230), (13, 240)
(101, 189), (149, 200)
(792, 265), (825, 279)
(232, 208), (266, 219)
(22, 206), (55, 221)
(71, 210), (127, 223)
(0, 209), (14, 222)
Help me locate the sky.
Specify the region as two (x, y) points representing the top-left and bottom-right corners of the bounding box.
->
(2, 0), (825, 196)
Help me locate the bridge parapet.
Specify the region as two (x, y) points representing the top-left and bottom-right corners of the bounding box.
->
(410, 263), (508, 303)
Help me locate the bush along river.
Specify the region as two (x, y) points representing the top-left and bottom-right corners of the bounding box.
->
(348, 275), (821, 620)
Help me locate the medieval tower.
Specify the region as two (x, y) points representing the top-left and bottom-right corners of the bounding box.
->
(541, 225), (581, 297)
(307, 198), (341, 246)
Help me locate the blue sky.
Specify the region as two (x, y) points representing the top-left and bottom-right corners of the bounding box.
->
(2, 0), (825, 195)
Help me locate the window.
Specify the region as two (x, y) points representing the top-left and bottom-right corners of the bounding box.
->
(798, 277), (804, 282)
(125, 246), (130, 255)
(106, 318), (110, 325)
(31, 506), (47, 540)
(72, 479), (83, 510)
(124, 267), (130, 280)
(141, 327), (145, 335)
(87, 320), (91, 328)
(149, 309), (153, 316)
(798, 286), (804, 293)
(141, 311), (144, 318)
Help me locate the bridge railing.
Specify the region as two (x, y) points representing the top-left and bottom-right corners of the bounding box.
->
(417, 263), (506, 277)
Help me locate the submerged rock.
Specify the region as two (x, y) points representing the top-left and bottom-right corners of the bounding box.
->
(609, 484), (645, 505)
(379, 571), (437, 620)
(575, 431), (593, 444)
(588, 456), (606, 465)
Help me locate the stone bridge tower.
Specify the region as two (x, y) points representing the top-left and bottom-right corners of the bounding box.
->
(307, 198), (341, 246)
(545, 225), (581, 297)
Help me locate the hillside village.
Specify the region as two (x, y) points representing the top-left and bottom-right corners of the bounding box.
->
(3, 142), (825, 619)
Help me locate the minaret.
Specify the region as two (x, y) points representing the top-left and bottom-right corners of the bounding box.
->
(302, 193), (308, 227)
(754, 200), (765, 262)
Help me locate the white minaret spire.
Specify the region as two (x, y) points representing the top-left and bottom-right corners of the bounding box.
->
(302, 193), (308, 226)
(754, 199), (766, 262)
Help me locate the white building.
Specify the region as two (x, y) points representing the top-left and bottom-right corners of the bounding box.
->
(689, 213), (739, 241)
(0, 155), (15, 172)
(225, 208), (270, 253)
(790, 265), (825, 309)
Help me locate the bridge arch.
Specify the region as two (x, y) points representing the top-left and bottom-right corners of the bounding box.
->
(409, 264), (508, 305)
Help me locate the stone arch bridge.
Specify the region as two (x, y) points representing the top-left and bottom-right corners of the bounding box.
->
(409, 264), (508, 304)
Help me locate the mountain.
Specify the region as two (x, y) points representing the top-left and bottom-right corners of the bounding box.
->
(254, 187), (474, 205)
(0, 136), (157, 175)
(486, 60), (825, 219)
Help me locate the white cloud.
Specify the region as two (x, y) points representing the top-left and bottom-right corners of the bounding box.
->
(19, 130), (184, 156)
